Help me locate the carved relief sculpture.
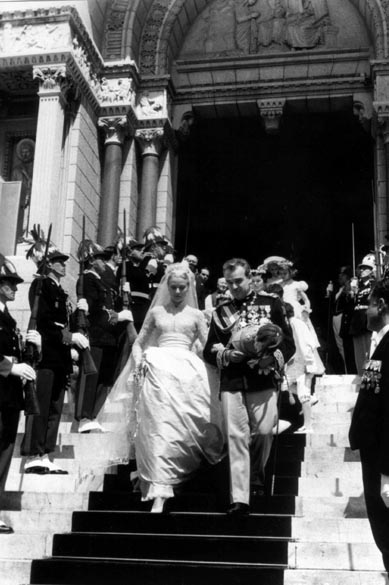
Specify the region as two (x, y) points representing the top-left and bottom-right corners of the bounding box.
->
(137, 92), (165, 119)
(182, 0), (338, 57)
(0, 22), (70, 54)
(10, 138), (35, 240)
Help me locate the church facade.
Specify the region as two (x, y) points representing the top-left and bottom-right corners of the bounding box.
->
(0, 0), (388, 306)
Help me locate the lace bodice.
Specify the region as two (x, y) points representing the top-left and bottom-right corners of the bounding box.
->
(132, 304), (208, 363)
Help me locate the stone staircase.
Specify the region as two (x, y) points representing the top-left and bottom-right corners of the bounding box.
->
(1, 375), (388, 584)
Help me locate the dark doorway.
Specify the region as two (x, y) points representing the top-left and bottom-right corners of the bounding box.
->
(175, 110), (374, 348)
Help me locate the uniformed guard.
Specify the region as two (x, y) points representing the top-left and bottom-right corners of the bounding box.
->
(204, 257), (295, 517)
(21, 248), (89, 474)
(118, 239), (151, 332)
(75, 240), (133, 433)
(0, 255), (41, 533)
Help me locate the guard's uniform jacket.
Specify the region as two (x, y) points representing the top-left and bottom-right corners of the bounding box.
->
(80, 271), (119, 348)
(118, 260), (150, 332)
(204, 290), (295, 391)
(0, 307), (23, 492)
(0, 309), (23, 410)
(29, 276), (72, 374)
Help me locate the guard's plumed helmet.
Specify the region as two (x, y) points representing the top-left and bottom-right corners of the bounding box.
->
(0, 254), (23, 284)
(77, 240), (105, 264)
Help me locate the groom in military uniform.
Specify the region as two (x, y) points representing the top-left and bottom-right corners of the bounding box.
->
(204, 257), (294, 516)
(349, 277), (389, 575)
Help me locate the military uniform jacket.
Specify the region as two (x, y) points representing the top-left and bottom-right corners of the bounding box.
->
(0, 308), (23, 409)
(79, 271), (119, 348)
(29, 277), (72, 374)
(203, 291), (295, 393)
(349, 331), (389, 475)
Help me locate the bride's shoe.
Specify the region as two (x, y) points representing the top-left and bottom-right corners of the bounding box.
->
(151, 497), (167, 513)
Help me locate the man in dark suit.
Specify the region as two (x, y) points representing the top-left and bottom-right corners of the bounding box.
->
(349, 277), (389, 575)
(0, 256), (41, 533)
(21, 249), (89, 473)
(204, 258), (295, 516)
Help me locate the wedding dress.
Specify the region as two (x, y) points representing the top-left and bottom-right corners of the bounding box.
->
(132, 304), (224, 501)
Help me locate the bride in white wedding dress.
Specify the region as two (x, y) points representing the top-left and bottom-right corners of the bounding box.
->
(111, 262), (225, 513)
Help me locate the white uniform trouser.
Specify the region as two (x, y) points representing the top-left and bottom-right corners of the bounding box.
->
(221, 388), (278, 505)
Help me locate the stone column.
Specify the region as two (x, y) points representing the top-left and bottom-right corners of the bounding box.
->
(135, 127), (164, 240)
(97, 116), (127, 247)
(28, 65), (67, 241)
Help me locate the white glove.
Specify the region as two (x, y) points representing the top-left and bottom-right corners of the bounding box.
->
(122, 282), (131, 293)
(118, 310), (134, 322)
(77, 298), (89, 314)
(71, 348), (79, 362)
(163, 253), (174, 266)
(146, 259), (158, 275)
(381, 475), (389, 507)
(71, 332), (90, 349)
(326, 282), (334, 295)
(11, 363), (36, 380)
(25, 330), (41, 351)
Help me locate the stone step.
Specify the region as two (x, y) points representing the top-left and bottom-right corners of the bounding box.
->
(0, 491), (89, 511)
(300, 460), (362, 477)
(0, 532), (52, 559)
(289, 542), (384, 571)
(295, 495), (367, 518)
(284, 569), (388, 584)
(4, 471), (106, 493)
(297, 475), (363, 497)
(0, 510), (71, 534)
(316, 374), (360, 387)
(0, 559), (31, 585)
(291, 518), (374, 542)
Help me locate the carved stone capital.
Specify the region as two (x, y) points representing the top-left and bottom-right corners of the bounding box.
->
(257, 98), (286, 134)
(33, 64), (67, 92)
(135, 127), (165, 157)
(98, 116), (128, 145)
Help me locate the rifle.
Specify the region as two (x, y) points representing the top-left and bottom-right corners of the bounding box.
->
(75, 216), (98, 376)
(121, 209), (132, 308)
(114, 210), (137, 379)
(22, 223), (53, 416)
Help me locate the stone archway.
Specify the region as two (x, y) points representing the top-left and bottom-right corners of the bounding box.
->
(102, 0), (389, 71)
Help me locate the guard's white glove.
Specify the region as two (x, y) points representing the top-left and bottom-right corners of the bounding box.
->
(11, 363), (36, 380)
(146, 258), (158, 276)
(25, 330), (41, 351)
(77, 298), (89, 314)
(71, 348), (79, 362)
(118, 310), (134, 322)
(326, 282), (334, 295)
(163, 253), (174, 266)
(122, 282), (131, 293)
(71, 332), (90, 349)
(381, 475), (389, 507)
